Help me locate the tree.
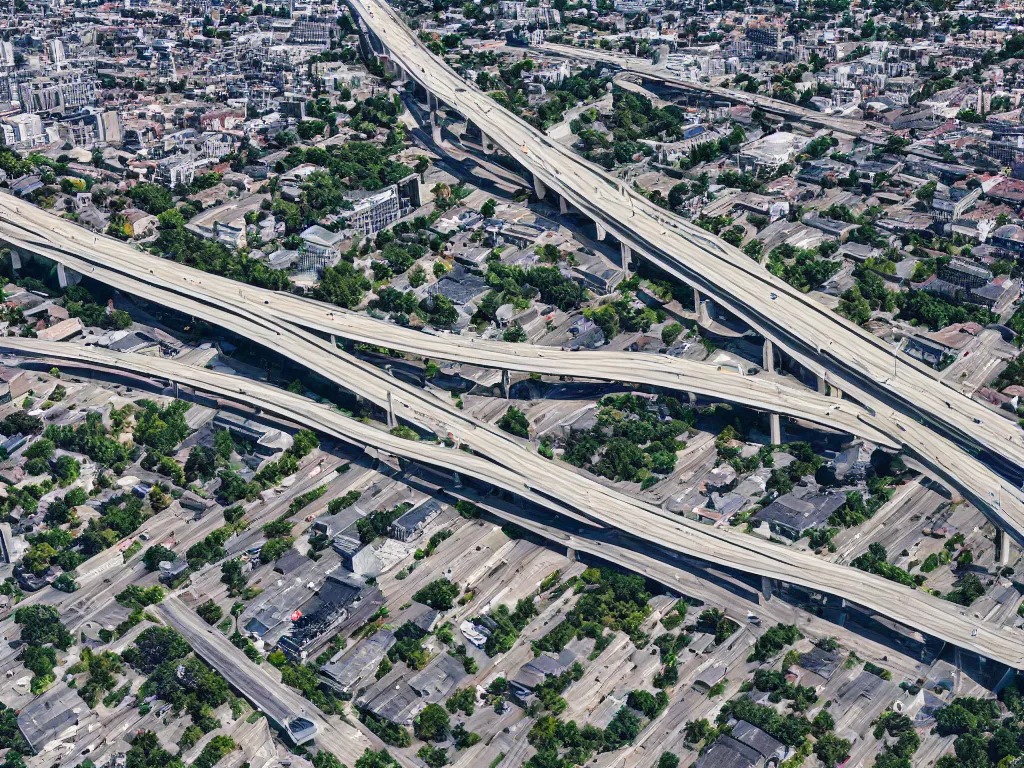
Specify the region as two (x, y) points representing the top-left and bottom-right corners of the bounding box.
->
(14, 605), (73, 649)
(814, 733), (851, 768)
(414, 703), (450, 742)
(121, 626), (190, 673)
(412, 578), (460, 610)
(502, 323), (527, 342)
(661, 322), (683, 345)
(128, 183), (174, 215)
(480, 198), (496, 217)
(142, 545), (176, 572)
(668, 182), (690, 209)
(498, 406), (530, 438)
(197, 600), (223, 626)
(184, 445), (218, 482)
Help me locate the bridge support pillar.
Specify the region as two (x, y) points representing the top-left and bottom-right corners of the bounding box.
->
(534, 176), (547, 200)
(500, 369), (511, 399)
(427, 92), (438, 112)
(698, 299), (712, 326)
(172, 381), (179, 399)
(770, 413), (782, 445)
(8, 248), (21, 273)
(831, 386), (843, 399)
(594, 220), (606, 241)
(430, 111), (442, 144)
(1000, 527), (1012, 566)
(559, 196), (568, 216)
(817, 375), (827, 395)
(762, 339), (775, 373)
(330, 334), (337, 347)
(621, 243), (631, 279)
(57, 263), (68, 289)
(481, 132), (493, 154)
(761, 576), (776, 602)
(387, 391), (396, 429)
(567, 546), (577, 561)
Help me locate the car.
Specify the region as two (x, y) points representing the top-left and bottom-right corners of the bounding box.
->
(770, 292), (778, 300)
(747, 614), (762, 626)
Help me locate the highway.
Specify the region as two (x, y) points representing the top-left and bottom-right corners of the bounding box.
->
(531, 42), (877, 135)
(0, 194), (1019, 556)
(6, 337), (1024, 669)
(0, 199), (899, 448)
(156, 597), (378, 765)
(343, 0), (1024, 542)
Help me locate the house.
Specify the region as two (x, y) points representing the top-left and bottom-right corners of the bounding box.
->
(509, 650), (577, 700)
(694, 721), (787, 768)
(692, 664), (727, 694)
(388, 499), (443, 542)
(754, 491), (846, 540)
(320, 630), (396, 694)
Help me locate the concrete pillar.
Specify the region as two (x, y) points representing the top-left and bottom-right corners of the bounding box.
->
(9, 248), (21, 272)
(566, 547), (577, 562)
(831, 386), (843, 399)
(430, 111), (441, 144)
(770, 413), (782, 446)
(57, 263), (68, 289)
(427, 92), (438, 112)
(330, 334), (337, 347)
(686, 392), (697, 405)
(559, 196), (568, 215)
(761, 575), (775, 601)
(999, 528), (1012, 566)
(481, 132), (493, 154)
(693, 287), (701, 313)
(817, 375), (827, 395)
(698, 299), (712, 326)
(501, 369), (511, 399)
(621, 243), (632, 278)
(762, 339), (775, 373)
(534, 176), (547, 200)
(387, 391), (396, 429)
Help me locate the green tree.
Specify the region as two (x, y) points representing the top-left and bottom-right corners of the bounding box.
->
(497, 406), (530, 438)
(414, 703), (450, 742)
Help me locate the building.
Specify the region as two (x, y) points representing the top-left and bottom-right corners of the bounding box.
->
(2, 113), (44, 147)
(320, 630), (396, 694)
(298, 225), (346, 274)
(739, 132), (808, 173)
(388, 499), (443, 542)
(277, 573), (384, 660)
(344, 185), (401, 236)
(938, 258), (992, 290)
(694, 721), (787, 768)
(18, 73), (97, 115)
(754, 491), (846, 540)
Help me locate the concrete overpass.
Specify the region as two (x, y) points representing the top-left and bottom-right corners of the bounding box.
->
(0, 198), (897, 447)
(531, 41), (879, 136)
(6, 337), (1024, 670)
(344, 0), (1024, 549)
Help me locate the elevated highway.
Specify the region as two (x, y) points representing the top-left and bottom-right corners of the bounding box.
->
(0, 195), (895, 447)
(532, 42), (877, 136)
(0, 177), (1021, 556)
(345, 0), (1024, 543)
(7, 337), (1024, 669)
